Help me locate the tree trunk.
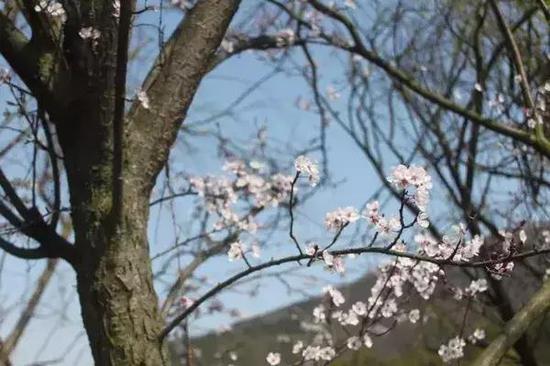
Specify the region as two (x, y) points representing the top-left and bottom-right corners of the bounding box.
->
(55, 72), (168, 364)
(74, 197), (167, 365)
(58, 120), (166, 364)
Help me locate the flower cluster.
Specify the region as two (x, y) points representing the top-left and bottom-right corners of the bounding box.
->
(388, 164), (432, 213)
(323, 285), (345, 307)
(415, 226), (484, 261)
(189, 160), (294, 234)
(266, 352), (280, 365)
(113, 0), (121, 18)
(452, 278), (489, 301)
(321, 251), (345, 273)
(301, 345), (336, 362)
(468, 328), (486, 344)
(34, 1), (66, 23)
(295, 155), (320, 186)
(324, 206), (359, 231)
(227, 241), (244, 261)
(438, 336), (466, 363)
(363, 200), (402, 235)
(79, 27), (101, 40)
(275, 28), (296, 47)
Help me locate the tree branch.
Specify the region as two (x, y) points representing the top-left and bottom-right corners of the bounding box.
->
(0, 236), (51, 260)
(112, 0), (136, 222)
(0, 11), (60, 116)
(160, 244), (550, 339)
(472, 278), (550, 366)
(126, 0), (241, 188)
(1, 259), (57, 356)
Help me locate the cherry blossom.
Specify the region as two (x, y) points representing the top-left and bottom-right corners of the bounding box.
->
(324, 206), (359, 231)
(346, 336), (362, 350)
(438, 336), (466, 363)
(275, 28), (296, 47)
(79, 27), (101, 41)
(179, 296), (194, 309)
(227, 241), (244, 261)
(113, 0), (120, 18)
(323, 285), (345, 306)
(326, 85), (341, 101)
(34, 0), (66, 22)
(295, 155), (320, 186)
(351, 301), (367, 316)
(292, 341), (304, 354)
(408, 309), (420, 323)
(305, 243), (318, 255)
(313, 305), (326, 323)
(519, 229), (527, 244)
(468, 328), (486, 344)
(363, 334), (373, 348)
(466, 279), (488, 295)
(266, 352), (281, 365)
(387, 164), (432, 213)
(302, 346), (336, 361)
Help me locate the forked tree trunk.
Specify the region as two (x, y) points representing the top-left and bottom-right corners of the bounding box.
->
(26, 1), (239, 363)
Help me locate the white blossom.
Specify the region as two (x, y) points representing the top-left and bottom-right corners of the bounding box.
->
(323, 285), (345, 306)
(294, 155), (320, 186)
(292, 341), (304, 354)
(221, 39), (234, 53)
(346, 336), (362, 350)
(313, 305), (326, 323)
(34, 1), (66, 22)
(227, 241), (244, 261)
(408, 309), (420, 323)
(363, 334), (373, 348)
(305, 243), (318, 256)
(469, 328), (485, 344)
(251, 244), (261, 258)
(519, 230), (527, 244)
(79, 27), (101, 41)
(438, 336), (466, 363)
(344, 0), (357, 9)
(322, 251), (334, 266)
(113, 0), (121, 17)
(171, 0), (194, 9)
(137, 89), (150, 110)
(326, 85), (341, 101)
(275, 28), (296, 46)
(325, 207), (359, 231)
(352, 301), (367, 316)
(467, 279), (488, 295)
(266, 352), (281, 365)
